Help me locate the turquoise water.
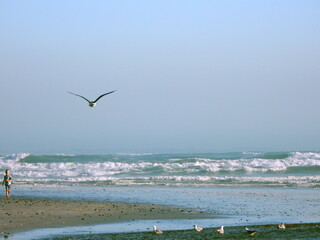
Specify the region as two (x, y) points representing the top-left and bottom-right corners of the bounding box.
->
(1, 151), (319, 188)
(1, 151), (319, 239)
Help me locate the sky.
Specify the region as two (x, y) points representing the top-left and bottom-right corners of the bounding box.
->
(1, 0), (320, 154)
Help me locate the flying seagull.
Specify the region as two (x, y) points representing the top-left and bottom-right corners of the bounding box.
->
(68, 90), (116, 107)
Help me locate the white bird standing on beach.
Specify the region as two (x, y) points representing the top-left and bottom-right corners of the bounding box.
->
(194, 224), (203, 232)
(216, 225), (224, 234)
(153, 225), (163, 234)
(68, 90), (116, 107)
(278, 223), (286, 229)
(245, 227), (257, 237)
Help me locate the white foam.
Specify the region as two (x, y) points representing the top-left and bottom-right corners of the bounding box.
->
(242, 152), (263, 156)
(3, 153), (30, 162)
(4, 156), (320, 179)
(15, 175), (320, 188)
(116, 153), (154, 156)
(2, 152), (320, 188)
(290, 151), (320, 160)
(55, 153), (76, 157)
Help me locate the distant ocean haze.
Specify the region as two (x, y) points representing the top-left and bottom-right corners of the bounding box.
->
(0, 152), (319, 188)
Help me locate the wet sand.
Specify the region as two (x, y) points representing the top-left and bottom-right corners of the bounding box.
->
(44, 223), (320, 240)
(0, 197), (207, 236)
(1, 197), (319, 240)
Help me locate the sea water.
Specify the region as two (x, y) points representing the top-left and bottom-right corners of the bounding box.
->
(1, 151), (319, 188)
(1, 152), (320, 239)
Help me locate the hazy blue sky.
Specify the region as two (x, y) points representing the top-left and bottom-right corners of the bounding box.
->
(1, 0), (320, 154)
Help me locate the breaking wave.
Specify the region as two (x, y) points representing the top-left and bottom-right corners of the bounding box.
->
(0, 152), (319, 188)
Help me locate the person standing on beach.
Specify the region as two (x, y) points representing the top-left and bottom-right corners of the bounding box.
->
(2, 169), (12, 198)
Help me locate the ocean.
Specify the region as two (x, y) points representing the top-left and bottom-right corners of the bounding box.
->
(1, 151), (319, 188)
(1, 151), (320, 239)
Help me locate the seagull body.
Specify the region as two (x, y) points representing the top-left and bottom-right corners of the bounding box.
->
(68, 90), (116, 107)
(278, 223), (286, 229)
(217, 225), (224, 234)
(153, 225), (163, 234)
(194, 224), (203, 232)
(245, 227), (257, 237)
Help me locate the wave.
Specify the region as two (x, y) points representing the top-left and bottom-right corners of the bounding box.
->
(1, 152), (319, 188)
(15, 175), (320, 188)
(116, 153), (154, 156)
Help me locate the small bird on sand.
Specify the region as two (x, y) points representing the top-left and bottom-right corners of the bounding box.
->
(278, 223), (286, 229)
(216, 225), (224, 234)
(245, 227), (257, 237)
(68, 90), (116, 107)
(194, 224), (203, 232)
(153, 225), (163, 234)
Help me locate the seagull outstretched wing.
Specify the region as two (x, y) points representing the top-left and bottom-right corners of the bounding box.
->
(93, 90), (116, 103)
(67, 91), (91, 103)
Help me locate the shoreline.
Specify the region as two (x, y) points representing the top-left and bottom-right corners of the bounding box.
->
(53, 223), (320, 240)
(0, 197), (208, 236)
(1, 196), (319, 240)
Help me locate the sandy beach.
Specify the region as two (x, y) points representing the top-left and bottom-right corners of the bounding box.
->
(1, 196), (319, 240)
(0, 197), (207, 237)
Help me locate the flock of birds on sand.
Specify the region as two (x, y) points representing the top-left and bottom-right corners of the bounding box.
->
(153, 223), (286, 237)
